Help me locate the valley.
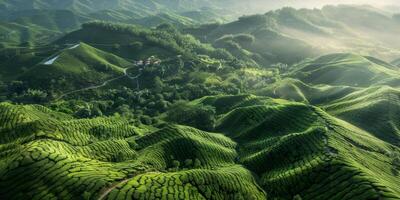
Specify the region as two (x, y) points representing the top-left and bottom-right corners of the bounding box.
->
(0, 1), (400, 200)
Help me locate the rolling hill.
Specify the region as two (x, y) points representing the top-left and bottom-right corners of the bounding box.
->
(186, 5), (400, 65)
(324, 86), (400, 145)
(0, 102), (266, 200)
(1, 3), (400, 200)
(0, 0), (238, 47)
(1, 94), (399, 199)
(393, 58), (400, 67)
(289, 53), (400, 87)
(18, 42), (132, 93)
(0, 21), (61, 46)
(255, 78), (357, 105)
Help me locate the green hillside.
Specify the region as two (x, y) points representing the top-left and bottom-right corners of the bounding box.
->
(186, 5), (400, 64)
(2, 94), (399, 199)
(0, 9), (89, 46)
(1, 3), (400, 200)
(0, 102), (266, 200)
(0, 0), (238, 47)
(132, 13), (196, 28)
(393, 58), (400, 67)
(289, 53), (400, 87)
(324, 86), (400, 145)
(185, 15), (317, 65)
(0, 0), (222, 14)
(56, 22), (235, 61)
(0, 21), (60, 46)
(255, 78), (357, 105)
(18, 42), (131, 94)
(9, 9), (84, 32)
(211, 96), (400, 199)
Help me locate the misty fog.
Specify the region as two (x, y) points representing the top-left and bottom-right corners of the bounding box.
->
(227, 0), (400, 13)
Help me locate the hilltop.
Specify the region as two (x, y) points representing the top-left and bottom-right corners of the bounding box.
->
(289, 53), (400, 87)
(1, 95), (399, 199)
(13, 42), (131, 97)
(0, 0), (237, 46)
(186, 5), (400, 64)
(1, 4), (400, 200)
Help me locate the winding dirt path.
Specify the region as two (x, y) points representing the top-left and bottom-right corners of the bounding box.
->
(54, 55), (183, 101)
(55, 66), (142, 101)
(97, 171), (159, 200)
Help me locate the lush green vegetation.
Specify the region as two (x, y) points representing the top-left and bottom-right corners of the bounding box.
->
(185, 5), (400, 65)
(1, 2), (400, 200)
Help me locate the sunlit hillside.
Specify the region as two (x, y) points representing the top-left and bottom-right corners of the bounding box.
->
(1, 1), (400, 199)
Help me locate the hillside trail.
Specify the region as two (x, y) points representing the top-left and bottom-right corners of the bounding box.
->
(97, 171), (160, 200)
(54, 66), (140, 101)
(54, 55), (183, 101)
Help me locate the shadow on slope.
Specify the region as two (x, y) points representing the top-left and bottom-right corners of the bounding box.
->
(18, 42), (132, 93)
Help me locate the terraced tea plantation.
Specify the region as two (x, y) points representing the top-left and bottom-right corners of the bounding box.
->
(2, 52), (400, 199)
(1, 2), (400, 199)
(0, 103), (266, 199)
(1, 93), (400, 199)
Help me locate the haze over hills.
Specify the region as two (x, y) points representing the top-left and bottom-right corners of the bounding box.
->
(1, 1), (400, 200)
(186, 5), (400, 63)
(393, 58), (400, 67)
(0, 0), (237, 46)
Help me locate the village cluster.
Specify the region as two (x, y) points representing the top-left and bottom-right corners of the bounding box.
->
(134, 56), (161, 67)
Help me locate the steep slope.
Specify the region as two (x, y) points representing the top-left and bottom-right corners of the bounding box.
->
(8, 9), (84, 32)
(0, 102), (266, 200)
(186, 5), (400, 65)
(0, 0), (225, 15)
(289, 53), (400, 87)
(0, 21), (60, 46)
(322, 5), (400, 49)
(18, 42), (132, 93)
(2, 95), (400, 199)
(0, 0), (234, 27)
(393, 58), (400, 67)
(132, 12), (196, 28)
(256, 78), (357, 105)
(198, 95), (400, 199)
(56, 22), (237, 61)
(0, 0), (237, 46)
(324, 86), (400, 145)
(185, 14), (317, 65)
(0, 9), (87, 46)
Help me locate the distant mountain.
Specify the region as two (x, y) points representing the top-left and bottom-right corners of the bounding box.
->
(0, 21), (60, 47)
(9, 9), (85, 32)
(0, 0), (235, 23)
(393, 58), (400, 67)
(0, 0), (219, 14)
(186, 5), (400, 65)
(0, 9), (87, 46)
(0, 0), (237, 46)
(0, 12), (400, 199)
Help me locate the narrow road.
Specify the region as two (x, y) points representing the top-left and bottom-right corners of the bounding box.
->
(54, 74), (127, 101)
(54, 54), (181, 101)
(55, 66), (142, 101)
(97, 171), (159, 200)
